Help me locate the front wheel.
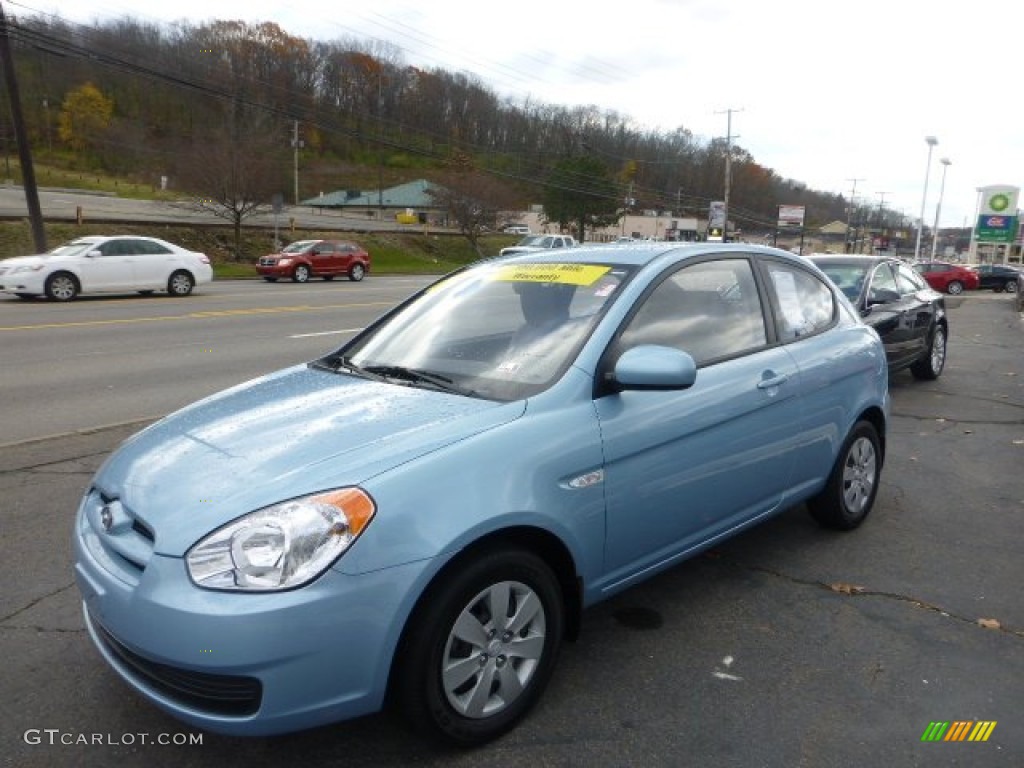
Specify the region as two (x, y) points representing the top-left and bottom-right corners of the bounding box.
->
(348, 263), (366, 282)
(807, 420), (881, 530)
(167, 270), (194, 297)
(1005, 280), (1018, 294)
(45, 272), (79, 301)
(393, 548), (564, 747)
(946, 280), (963, 295)
(262, 276), (278, 283)
(292, 264), (310, 283)
(910, 324), (946, 380)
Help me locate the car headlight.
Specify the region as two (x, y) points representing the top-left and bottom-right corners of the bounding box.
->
(10, 264), (44, 274)
(186, 488), (375, 591)
(278, 258), (292, 266)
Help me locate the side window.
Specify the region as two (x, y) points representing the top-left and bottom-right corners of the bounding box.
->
(895, 263), (927, 293)
(765, 262), (835, 341)
(867, 263), (899, 302)
(98, 241), (125, 256)
(617, 259), (766, 365)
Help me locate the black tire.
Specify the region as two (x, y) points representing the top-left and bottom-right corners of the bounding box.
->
(45, 272), (79, 301)
(292, 264), (310, 283)
(167, 270), (194, 297)
(393, 548), (564, 747)
(348, 263), (366, 282)
(910, 324), (946, 380)
(1005, 280), (1018, 294)
(262, 276), (278, 283)
(946, 280), (963, 295)
(807, 420), (881, 530)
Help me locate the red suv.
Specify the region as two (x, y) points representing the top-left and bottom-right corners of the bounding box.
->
(257, 239), (370, 283)
(912, 261), (978, 295)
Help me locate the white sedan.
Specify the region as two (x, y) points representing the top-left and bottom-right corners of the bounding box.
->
(0, 235), (213, 301)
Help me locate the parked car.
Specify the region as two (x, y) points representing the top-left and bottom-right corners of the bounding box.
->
(809, 254), (947, 380)
(256, 239), (370, 283)
(0, 235), (212, 301)
(912, 260), (978, 294)
(499, 233), (577, 257)
(74, 244), (889, 746)
(973, 263), (1022, 293)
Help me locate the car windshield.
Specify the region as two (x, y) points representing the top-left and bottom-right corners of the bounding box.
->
(327, 260), (633, 401)
(812, 261), (869, 302)
(515, 235), (548, 247)
(43, 240), (99, 259)
(282, 240), (319, 254)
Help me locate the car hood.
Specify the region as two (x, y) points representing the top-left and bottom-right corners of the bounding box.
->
(91, 364), (525, 555)
(0, 254), (46, 269)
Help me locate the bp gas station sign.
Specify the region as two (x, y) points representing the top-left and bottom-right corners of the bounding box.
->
(974, 186), (1019, 244)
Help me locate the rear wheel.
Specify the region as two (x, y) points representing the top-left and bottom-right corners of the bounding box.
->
(349, 263), (366, 282)
(293, 264), (310, 283)
(1005, 280), (1018, 294)
(910, 325), (946, 380)
(45, 272), (79, 301)
(393, 548), (564, 747)
(807, 420), (881, 530)
(167, 270), (194, 297)
(946, 280), (963, 295)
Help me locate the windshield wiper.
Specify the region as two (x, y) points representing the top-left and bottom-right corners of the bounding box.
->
(310, 356), (388, 382)
(361, 365), (478, 397)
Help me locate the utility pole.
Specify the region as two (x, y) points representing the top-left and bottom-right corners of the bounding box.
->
(291, 120), (302, 206)
(715, 107), (742, 241)
(0, 2), (45, 252)
(845, 177), (863, 253)
(875, 192), (887, 254)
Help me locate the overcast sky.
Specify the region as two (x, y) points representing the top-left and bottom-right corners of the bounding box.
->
(25, 0), (1024, 230)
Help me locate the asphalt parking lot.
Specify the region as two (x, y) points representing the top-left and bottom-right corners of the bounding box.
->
(1, 292), (1022, 767)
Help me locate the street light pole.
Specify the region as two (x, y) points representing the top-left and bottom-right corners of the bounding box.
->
(913, 136), (938, 261)
(929, 158), (952, 260)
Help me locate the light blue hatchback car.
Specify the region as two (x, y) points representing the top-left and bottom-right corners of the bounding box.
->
(74, 243), (889, 746)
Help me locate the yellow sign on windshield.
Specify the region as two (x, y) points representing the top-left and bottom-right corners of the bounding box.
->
(495, 263), (610, 286)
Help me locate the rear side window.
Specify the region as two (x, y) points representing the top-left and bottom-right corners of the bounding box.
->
(764, 262), (835, 341)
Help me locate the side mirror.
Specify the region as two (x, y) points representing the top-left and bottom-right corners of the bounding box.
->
(867, 288), (900, 306)
(613, 345), (697, 391)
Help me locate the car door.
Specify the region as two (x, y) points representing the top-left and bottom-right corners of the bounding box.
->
(862, 262), (921, 369)
(77, 240), (134, 291)
(596, 256), (803, 583)
(893, 261), (937, 354)
(128, 239), (176, 288)
(306, 242), (332, 276)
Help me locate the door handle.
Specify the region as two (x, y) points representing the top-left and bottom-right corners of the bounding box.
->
(757, 373), (789, 390)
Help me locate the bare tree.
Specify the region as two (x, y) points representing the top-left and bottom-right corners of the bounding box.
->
(174, 106), (288, 258)
(428, 166), (518, 256)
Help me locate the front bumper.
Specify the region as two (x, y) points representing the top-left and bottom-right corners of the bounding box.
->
(73, 500), (427, 736)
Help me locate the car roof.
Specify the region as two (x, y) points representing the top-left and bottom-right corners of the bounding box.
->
(806, 253), (891, 264)
(501, 242), (801, 269)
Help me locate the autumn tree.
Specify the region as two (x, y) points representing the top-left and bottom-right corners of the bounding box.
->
(57, 82), (113, 152)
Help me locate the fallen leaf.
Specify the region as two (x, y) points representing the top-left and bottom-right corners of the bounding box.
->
(978, 618), (1001, 630)
(830, 582), (865, 595)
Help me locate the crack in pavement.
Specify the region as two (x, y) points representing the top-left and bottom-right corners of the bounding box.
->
(709, 553), (1024, 639)
(0, 450), (112, 476)
(1, 582), (78, 624)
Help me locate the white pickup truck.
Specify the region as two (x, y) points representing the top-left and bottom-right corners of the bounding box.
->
(499, 234), (577, 257)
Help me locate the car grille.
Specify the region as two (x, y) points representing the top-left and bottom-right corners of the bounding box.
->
(80, 488), (155, 578)
(258, 258), (277, 266)
(92, 615), (262, 716)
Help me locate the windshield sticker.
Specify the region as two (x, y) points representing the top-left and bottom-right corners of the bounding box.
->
(494, 263), (611, 286)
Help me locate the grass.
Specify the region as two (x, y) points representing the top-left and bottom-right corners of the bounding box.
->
(0, 219), (517, 278)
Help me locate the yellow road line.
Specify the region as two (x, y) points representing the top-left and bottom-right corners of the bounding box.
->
(0, 302), (393, 331)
